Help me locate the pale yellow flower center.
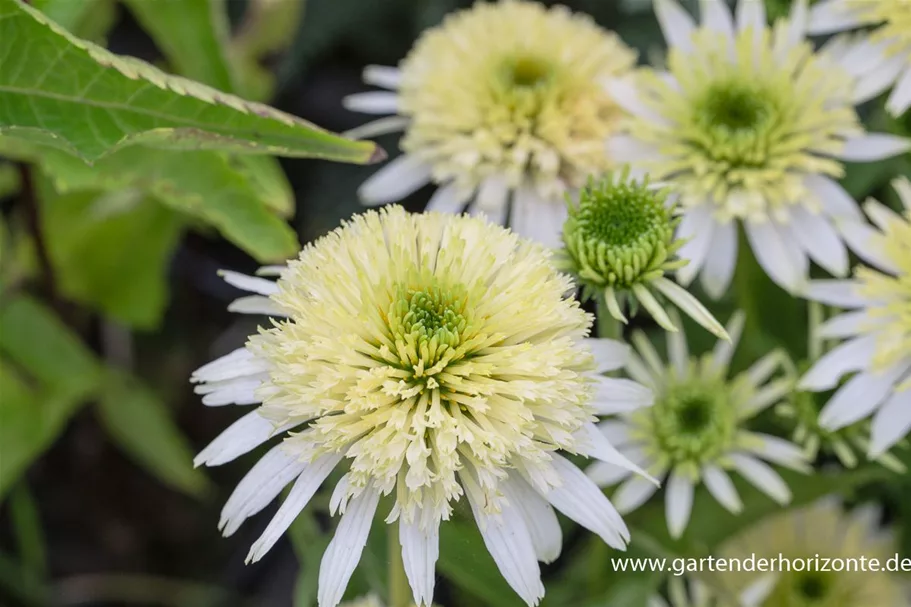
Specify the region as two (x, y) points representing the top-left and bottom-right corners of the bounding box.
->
(396, 0), (636, 198)
(624, 25), (861, 222)
(849, 0), (911, 58)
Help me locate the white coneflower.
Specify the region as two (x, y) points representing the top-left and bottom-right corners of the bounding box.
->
(809, 0), (911, 116)
(192, 206), (655, 607)
(343, 0), (637, 248)
(799, 177), (911, 458)
(557, 170), (728, 339)
(715, 498), (910, 607)
(588, 312), (809, 539)
(607, 0), (911, 297)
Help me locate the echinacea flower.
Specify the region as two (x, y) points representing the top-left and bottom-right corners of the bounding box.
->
(799, 177), (911, 458)
(557, 170), (728, 339)
(715, 498), (910, 607)
(192, 206), (655, 607)
(809, 0), (911, 116)
(588, 312), (809, 539)
(607, 0), (911, 296)
(344, 0), (637, 248)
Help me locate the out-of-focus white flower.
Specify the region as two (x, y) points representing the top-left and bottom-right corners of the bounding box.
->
(192, 206), (655, 607)
(557, 170), (728, 339)
(649, 577), (770, 607)
(344, 0), (636, 248)
(589, 311), (809, 539)
(715, 498), (910, 606)
(800, 177), (911, 458)
(809, 0), (911, 116)
(607, 0), (910, 297)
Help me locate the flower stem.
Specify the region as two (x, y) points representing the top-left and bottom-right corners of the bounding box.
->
(389, 522), (410, 607)
(595, 291), (622, 341)
(808, 301), (825, 362)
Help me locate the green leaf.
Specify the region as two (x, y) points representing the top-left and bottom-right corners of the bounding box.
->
(0, 295), (101, 397)
(231, 0), (306, 101)
(97, 371), (210, 498)
(38, 183), (184, 328)
(31, 0), (115, 41)
(0, 0), (381, 164)
(8, 483), (47, 580)
(32, 145), (299, 262)
(437, 518), (526, 607)
(0, 296), (102, 498)
(122, 0), (236, 93)
(0, 162), (19, 199)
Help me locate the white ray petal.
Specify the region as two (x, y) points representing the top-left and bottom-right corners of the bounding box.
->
(466, 486), (544, 606)
(219, 270), (279, 296)
(787, 208), (849, 277)
(510, 185), (565, 249)
(194, 410), (288, 467)
(703, 465), (742, 514)
(699, 219), (737, 300)
(192, 347), (268, 383)
(819, 363), (910, 430)
(246, 451), (344, 563)
(675, 206), (716, 286)
(316, 486), (382, 607)
(869, 390), (911, 457)
(196, 375), (265, 406)
(799, 334), (877, 390)
(699, 0), (734, 40)
(470, 175), (510, 226)
(343, 91), (399, 114)
(665, 470), (695, 539)
(586, 338), (631, 374)
(343, 116), (410, 140)
(613, 475), (660, 514)
(709, 310), (746, 373)
(853, 53), (906, 105)
(655, 0), (697, 51)
(400, 516), (440, 607)
(838, 219), (899, 274)
(742, 432), (810, 472)
(358, 155), (433, 206)
(503, 473), (563, 564)
(804, 280), (867, 308)
(228, 295), (288, 316)
(426, 182), (471, 215)
(591, 376), (654, 414)
(817, 310), (869, 339)
(807, 0), (866, 34)
(886, 66), (911, 117)
(363, 65), (402, 89)
(220, 445), (306, 536)
(744, 221), (807, 294)
(805, 174), (863, 222)
(729, 454), (791, 505)
(574, 422), (659, 485)
(838, 133), (911, 162)
(540, 454), (630, 549)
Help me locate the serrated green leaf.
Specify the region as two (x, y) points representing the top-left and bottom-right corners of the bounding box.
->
(38, 183), (184, 328)
(97, 371), (210, 498)
(0, 0), (380, 164)
(122, 0), (236, 93)
(30, 144), (299, 262)
(437, 519), (526, 607)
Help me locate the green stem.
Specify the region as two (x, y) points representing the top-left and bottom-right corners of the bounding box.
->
(808, 300), (825, 362)
(595, 291), (623, 341)
(389, 522), (410, 607)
